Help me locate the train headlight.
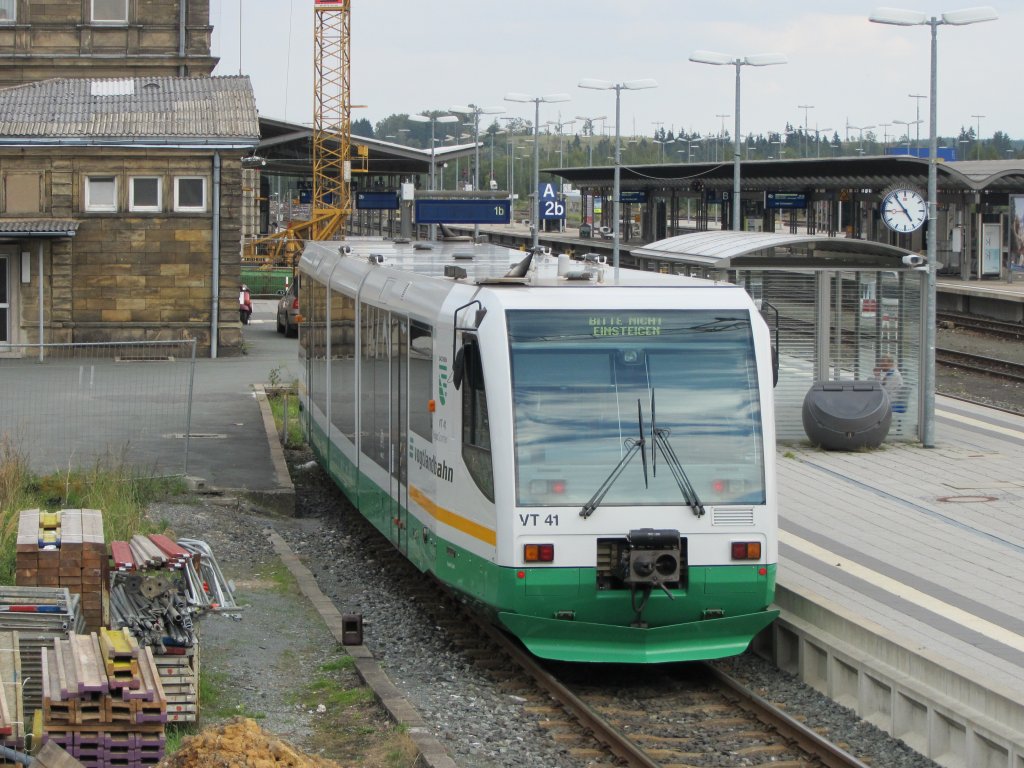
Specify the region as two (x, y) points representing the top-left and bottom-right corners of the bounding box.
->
(731, 541), (762, 560)
(524, 543), (554, 563)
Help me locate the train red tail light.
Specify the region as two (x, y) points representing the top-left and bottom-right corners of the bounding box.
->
(524, 543), (555, 563)
(712, 479), (727, 493)
(528, 479), (567, 495)
(731, 541), (761, 560)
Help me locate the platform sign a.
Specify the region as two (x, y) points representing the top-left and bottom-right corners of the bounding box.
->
(539, 182), (566, 220)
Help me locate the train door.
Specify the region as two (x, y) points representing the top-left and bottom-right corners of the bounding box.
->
(389, 314), (409, 554)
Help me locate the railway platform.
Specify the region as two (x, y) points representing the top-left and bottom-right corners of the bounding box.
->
(772, 395), (1024, 768)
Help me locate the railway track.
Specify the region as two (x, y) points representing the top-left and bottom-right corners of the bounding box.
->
(363, 525), (877, 767)
(479, 618), (873, 768)
(937, 312), (1024, 340)
(936, 348), (1024, 382)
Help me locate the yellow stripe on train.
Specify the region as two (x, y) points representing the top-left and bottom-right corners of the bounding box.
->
(409, 486), (496, 547)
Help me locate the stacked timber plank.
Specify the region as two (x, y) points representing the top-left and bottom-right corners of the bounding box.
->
(16, 509), (107, 632)
(0, 587), (83, 721)
(0, 631), (24, 748)
(40, 628), (166, 767)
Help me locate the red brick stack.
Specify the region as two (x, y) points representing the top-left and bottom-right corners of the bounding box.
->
(16, 509), (108, 632)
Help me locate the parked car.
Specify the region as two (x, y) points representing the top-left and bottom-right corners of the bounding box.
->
(276, 279), (300, 337)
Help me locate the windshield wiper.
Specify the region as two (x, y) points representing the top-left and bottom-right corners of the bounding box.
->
(651, 390), (706, 518)
(579, 400), (648, 519)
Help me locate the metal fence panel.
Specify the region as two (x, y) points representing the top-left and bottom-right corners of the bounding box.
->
(0, 341), (196, 477)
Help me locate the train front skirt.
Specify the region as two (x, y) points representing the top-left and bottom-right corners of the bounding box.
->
(498, 608), (780, 664)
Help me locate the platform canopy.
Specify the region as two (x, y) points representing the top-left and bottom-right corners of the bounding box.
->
(631, 230), (917, 270)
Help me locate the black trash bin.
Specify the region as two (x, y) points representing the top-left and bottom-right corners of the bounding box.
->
(579, 224), (592, 239)
(801, 380), (892, 450)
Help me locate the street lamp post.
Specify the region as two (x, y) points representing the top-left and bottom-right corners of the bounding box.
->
(847, 122), (876, 153)
(870, 5), (998, 448)
(798, 104), (814, 157)
(578, 78), (658, 281)
(450, 103), (504, 241)
(575, 115), (607, 167)
(909, 93), (927, 154)
(894, 118), (923, 155)
(504, 92), (571, 252)
(971, 113), (985, 159)
(408, 112), (459, 240)
(690, 50), (787, 232)
(813, 124), (833, 158)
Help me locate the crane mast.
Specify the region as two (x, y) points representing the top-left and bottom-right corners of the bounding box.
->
(312, 0), (351, 240)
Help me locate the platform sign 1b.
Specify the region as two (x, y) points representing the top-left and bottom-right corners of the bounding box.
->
(539, 182), (566, 220)
(414, 198), (512, 224)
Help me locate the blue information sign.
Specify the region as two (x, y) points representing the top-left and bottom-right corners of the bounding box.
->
(415, 198), (512, 225)
(766, 192), (808, 209)
(538, 182), (566, 220)
(618, 190), (647, 204)
(356, 192), (399, 210)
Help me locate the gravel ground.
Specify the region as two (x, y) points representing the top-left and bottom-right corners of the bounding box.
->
(151, 330), (1024, 767)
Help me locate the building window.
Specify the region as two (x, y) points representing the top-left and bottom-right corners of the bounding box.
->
(0, 1), (16, 23)
(84, 176), (117, 212)
(92, 0), (127, 23)
(129, 176), (161, 212)
(174, 177), (206, 212)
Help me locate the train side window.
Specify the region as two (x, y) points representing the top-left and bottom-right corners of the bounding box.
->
(460, 339), (494, 501)
(409, 321), (433, 443)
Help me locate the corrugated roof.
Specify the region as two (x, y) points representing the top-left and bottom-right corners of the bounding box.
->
(0, 219), (79, 236)
(0, 76), (260, 142)
(631, 230), (915, 269)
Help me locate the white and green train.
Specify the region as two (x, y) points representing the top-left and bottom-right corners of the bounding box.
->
(297, 238), (778, 663)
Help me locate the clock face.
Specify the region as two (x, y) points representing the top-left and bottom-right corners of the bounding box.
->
(881, 188), (927, 233)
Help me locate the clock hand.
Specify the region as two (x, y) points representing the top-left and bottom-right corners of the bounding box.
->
(894, 197), (913, 221)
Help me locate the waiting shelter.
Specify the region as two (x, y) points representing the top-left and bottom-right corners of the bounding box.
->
(631, 231), (924, 443)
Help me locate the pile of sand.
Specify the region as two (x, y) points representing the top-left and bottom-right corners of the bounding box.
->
(158, 717), (342, 768)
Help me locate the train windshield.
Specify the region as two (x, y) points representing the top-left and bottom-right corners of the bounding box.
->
(508, 309), (765, 508)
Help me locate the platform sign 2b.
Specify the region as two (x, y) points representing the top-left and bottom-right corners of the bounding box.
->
(539, 182), (566, 220)
(415, 198), (512, 224)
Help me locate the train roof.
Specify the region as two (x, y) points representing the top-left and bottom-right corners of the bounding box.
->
(300, 238), (736, 290)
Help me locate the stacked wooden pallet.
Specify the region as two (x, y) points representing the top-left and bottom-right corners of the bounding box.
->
(0, 587), (84, 721)
(40, 628), (166, 767)
(153, 643), (199, 723)
(16, 509), (107, 632)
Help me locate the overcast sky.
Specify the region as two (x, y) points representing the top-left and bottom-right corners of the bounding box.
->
(210, 1), (1018, 145)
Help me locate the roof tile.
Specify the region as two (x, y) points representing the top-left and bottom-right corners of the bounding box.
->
(0, 76), (259, 141)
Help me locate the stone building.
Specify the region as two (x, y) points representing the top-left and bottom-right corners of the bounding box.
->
(0, 75), (259, 355)
(0, 0), (217, 86)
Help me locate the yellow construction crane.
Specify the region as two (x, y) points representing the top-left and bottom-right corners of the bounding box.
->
(244, 0), (358, 266)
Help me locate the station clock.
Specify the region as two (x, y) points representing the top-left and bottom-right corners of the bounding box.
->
(880, 187), (927, 233)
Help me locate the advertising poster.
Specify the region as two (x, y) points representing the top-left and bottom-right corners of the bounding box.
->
(981, 222), (1001, 276)
(1011, 196), (1024, 272)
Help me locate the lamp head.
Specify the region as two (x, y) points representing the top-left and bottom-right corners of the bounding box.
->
(744, 53), (787, 66)
(942, 6), (997, 24)
(869, 7), (928, 25)
(689, 50), (734, 65)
